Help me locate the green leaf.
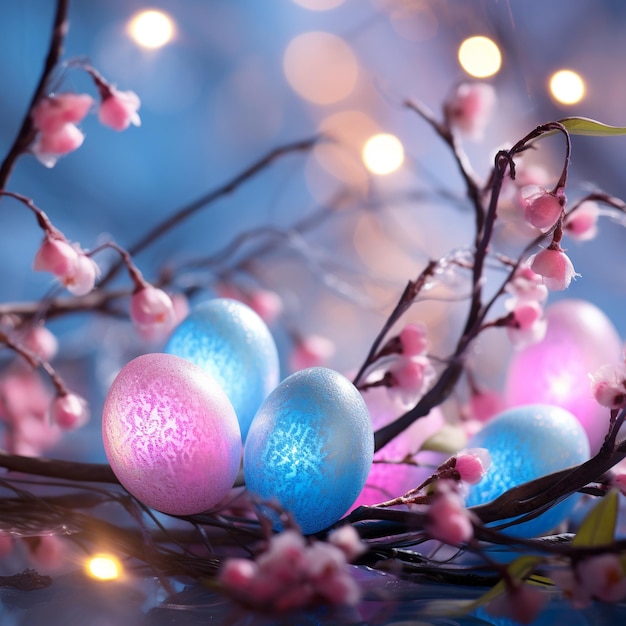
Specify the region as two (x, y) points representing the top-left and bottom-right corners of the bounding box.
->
(420, 423), (467, 453)
(572, 490), (619, 547)
(422, 555), (544, 617)
(558, 117), (626, 137)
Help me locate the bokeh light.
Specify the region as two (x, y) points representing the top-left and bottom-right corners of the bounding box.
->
(362, 133), (405, 176)
(291, 0), (345, 9)
(86, 554), (122, 581)
(458, 36), (501, 78)
(283, 32), (358, 105)
(128, 9), (175, 49)
(549, 69), (585, 104)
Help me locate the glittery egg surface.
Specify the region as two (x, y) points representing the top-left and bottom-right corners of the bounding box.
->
(102, 353), (242, 516)
(165, 298), (279, 441)
(465, 404), (589, 537)
(244, 367), (374, 535)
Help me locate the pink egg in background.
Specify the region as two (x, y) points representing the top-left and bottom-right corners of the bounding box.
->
(102, 353), (242, 516)
(350, 385), (445, 510)
(505, 299), (622, 454)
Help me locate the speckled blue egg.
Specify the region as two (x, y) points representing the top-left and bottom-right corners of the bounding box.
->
(244, 367), (374, 535)
(165, 298), (279, 441)
(465, 404), (590, 537)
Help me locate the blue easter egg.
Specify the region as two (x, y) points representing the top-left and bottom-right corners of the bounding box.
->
(243, 367), (374, 535)
(465, 404), (589, 537)
(165, 298), (279, 440)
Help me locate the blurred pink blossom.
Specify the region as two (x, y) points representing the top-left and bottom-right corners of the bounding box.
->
(486, 583), (549, 624)
(130, 285), (176, 341)
(425, 482), (473, 545)
(399, 322), (428, 356)
(21, 325), (58, 362)
(444, 82), (496, 140)
(50, 392), (89, 430)
(32, 93), (93, 133)
(98, 88), (141, 131)
(564, 200), (599, 241)
(290, 334), (335, 371)
(589, 362), (626, 409)
(32, 123), (85, 167)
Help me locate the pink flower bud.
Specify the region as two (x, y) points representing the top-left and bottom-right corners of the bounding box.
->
(589, 363), (626, 409)
(467, 388), (505, 422)
(50, 392), (89, 430)
(399, 322), (428, 356)
(130, 286), (176, 341)
(425, 485), (473, 545)
(22, 325), (58, 361)
(32, 93), (94, 133)
(455, 448), (491, 484)
(327, 525), (366, 562)
(33, 236), (79, 277)
(564, 200), (599, 241)
(32, 123), (85, 167)
(577, 554), (626, 603)
(486, 583), (549, 624)
(248, 289), (283, 325)
(522, 188), (563, 230)
(444, 82), (496, 140)
(529, 246), (578, 291)
(62, 253), (99, 296)
(290, 335), (335, 371)
(506, 265), (548, 303)
(219, 558), (258, 590)
(386, 355), (435, 407)
(98, 89), (141, 131)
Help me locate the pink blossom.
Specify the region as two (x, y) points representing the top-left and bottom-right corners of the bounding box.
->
(248, 289), (283, 325)
(512, 162), (552, 189)
(130, 286), (176, 341)
(506, 265), (548, 303)
(589, 363), (626, 409)
(564, 200), (599, 241)
(425, 484), (473, 545)
(32, 93), (93, 133)
(467, 388), (505, 422)
(25, 535), (66, 571)
(290, 335), (335, 372)
(399, 322), (428, 356)
(486, 583), (549, 624)
(62, 252), (99, 296)
(50, 392), (89, 430)
(577, 554), (626, 603)
(551, 567), (592, 609)
(529, 246), (578, 291)
(327, 525), (366, 562)
(33, 236), (79, 277)
(98, 88), (141, 131)
(21, 325), (59, 361)
(522, 187), (563, 231)
(386, 354), (435, 408)
(444, 82), (496, 140)
(455, 448), (491, 484)
(506, 299), (547, 349)
(219, 528), (362, 611)
(32, 123), (85, 167)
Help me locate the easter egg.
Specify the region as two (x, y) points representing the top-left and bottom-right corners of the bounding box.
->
(506, 299), (621, 453)
(102, 353), (242, 516)
(165, 298), (279, 441)
(465, 404), (589, 537)
(244, 367), (374, 535)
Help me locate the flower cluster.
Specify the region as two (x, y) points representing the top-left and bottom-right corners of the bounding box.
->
(219, 526), (365, 612)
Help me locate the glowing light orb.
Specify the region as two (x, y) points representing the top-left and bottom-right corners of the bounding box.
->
(505, 299), (622, 453)
(465, 404), (589, 537)
(283, 32), (358, 105)
(362, 133), (405, 176)
(128, 10), (175, 49)
(86, 554), (121, 581)
(166, 298), (279, 441)
(550, 69), (585, 105)
(244, 367), (374, 535)
(103, 353), (241, 516)
(458, 36), (501, 78)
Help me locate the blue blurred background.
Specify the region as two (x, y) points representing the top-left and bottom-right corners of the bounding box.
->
(1, 0), (626, 459)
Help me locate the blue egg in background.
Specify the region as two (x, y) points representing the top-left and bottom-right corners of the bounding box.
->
(244, 367), (374, 535)
(165, 298), (280, 441)
(465, 404), (590, 538)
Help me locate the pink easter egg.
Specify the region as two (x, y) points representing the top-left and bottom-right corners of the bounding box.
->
(505, 299), (622, 453)
(103, 353), (242, 515)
